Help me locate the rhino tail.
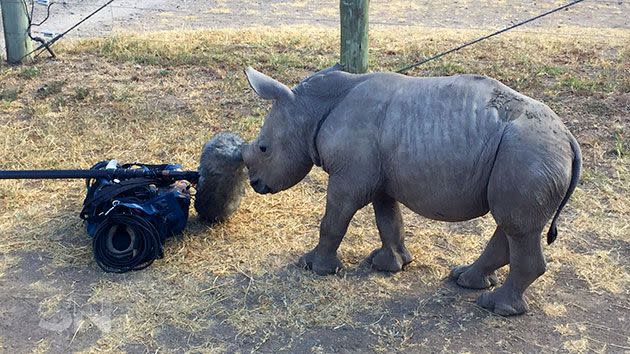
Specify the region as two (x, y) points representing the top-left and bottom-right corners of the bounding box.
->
(547, 136), (582, 245)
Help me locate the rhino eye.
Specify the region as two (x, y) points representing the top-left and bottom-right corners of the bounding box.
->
(259, 145), (268, 153)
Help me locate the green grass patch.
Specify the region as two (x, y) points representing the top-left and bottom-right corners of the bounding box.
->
(537, 65), (564, 77)
(0, 86), (20, 102)
(73, 86), (90, 101)
(35, 80), (66, 99)
(18, 67), (40, 79)
(611, 132), (627, 158)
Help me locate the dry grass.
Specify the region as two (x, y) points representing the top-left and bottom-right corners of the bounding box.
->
(0, 26), (628, 352)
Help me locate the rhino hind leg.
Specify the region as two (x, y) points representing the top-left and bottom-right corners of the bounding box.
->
(367, 194), (413, 272)
(476, 229), (546, 316)
(450, 226), (508, 289)
(298, 248), (344, 275)
(476, 131), (567, 315)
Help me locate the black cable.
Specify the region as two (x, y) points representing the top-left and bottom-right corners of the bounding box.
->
(396, 0), (586, 74)
(92, 212), (163, 273)
(31, 2), (55, 27)
(21, 0), (56, 57)
(29, 0), (35, 25)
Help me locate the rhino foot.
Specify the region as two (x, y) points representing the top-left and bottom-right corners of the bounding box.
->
(367, 246), (413, 272)
(477, 288), (529, 316)
(450, 265), (498, 289)
(298, 249), (343, 275)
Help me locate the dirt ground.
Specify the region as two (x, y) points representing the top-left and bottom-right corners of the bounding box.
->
(0, 5), (629, 354)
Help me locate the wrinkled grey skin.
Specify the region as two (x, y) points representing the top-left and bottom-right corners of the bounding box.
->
(195, 132), (247, 224)
(242, 66), (582, 316)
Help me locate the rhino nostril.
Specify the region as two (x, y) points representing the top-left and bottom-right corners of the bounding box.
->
(249, 179), (271, 194)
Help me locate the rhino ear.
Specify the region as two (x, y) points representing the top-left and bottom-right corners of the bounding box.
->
(245, 67), (293, 101)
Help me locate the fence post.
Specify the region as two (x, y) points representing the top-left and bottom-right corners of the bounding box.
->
(1, 0), (33, 64)
(340, 0), (369, 73)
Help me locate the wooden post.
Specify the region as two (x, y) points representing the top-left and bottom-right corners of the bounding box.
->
(340, 0), (369, 74)
(1, 0), (33, 64)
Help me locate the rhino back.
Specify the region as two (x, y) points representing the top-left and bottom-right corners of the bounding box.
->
(317, 73), (548, 221)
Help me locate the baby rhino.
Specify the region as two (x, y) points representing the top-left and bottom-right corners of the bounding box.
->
(241, 65), (581, 316)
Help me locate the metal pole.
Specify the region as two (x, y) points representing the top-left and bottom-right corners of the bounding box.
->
(0, 0), (33, 63)
(340, 0), (369, 74)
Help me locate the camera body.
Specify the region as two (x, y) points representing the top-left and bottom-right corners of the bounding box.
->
(80, 161), (192, 273)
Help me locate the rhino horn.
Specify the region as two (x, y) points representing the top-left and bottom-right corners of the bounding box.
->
(244, 67), (293, 101)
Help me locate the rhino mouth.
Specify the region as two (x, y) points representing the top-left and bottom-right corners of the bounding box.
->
(250, 178), (272, 194)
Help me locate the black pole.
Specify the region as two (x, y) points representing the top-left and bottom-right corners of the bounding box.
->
(0, 169), (199, 182)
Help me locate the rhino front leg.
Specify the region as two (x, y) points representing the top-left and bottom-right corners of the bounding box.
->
(367, 193), (413, 272)
(298, 182), (364, 275)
